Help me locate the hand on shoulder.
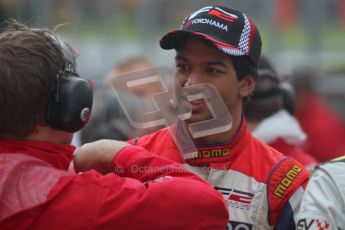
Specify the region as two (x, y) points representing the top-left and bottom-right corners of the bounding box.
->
(73, 139), (129, 174)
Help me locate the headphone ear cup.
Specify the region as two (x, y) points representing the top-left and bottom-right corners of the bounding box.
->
(46, 76), (93, 132)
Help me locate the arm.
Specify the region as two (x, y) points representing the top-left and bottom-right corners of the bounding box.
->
(274, 187), (305, 230)
(73, 139), (207, 182)
(113, 145), (203, 182)
(267, 158), (310, 229)
(71, 140), (228, 229)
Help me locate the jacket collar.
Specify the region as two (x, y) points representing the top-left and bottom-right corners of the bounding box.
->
(175, 117), (250, 168)
(0, 139), (75, 170)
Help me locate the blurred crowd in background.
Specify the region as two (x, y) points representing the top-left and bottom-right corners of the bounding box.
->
(1, 1), (345, 78)
(1, 0), (345, 163)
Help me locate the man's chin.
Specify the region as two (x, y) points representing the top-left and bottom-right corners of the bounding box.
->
(184, 112), (213, 124)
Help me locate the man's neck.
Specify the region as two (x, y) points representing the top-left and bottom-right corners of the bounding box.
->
(25, 125), (73, 145)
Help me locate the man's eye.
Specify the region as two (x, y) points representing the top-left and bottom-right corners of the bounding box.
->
(176, 64), (189, 71)
(206, 67), (223, 74)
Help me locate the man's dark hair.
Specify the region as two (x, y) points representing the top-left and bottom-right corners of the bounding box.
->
(231, 55), (258, 81)
(0, 18), (76, 138)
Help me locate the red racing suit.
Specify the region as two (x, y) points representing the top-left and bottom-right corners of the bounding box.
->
(0, 140), (228, 230)
(130, 120), (310, 229)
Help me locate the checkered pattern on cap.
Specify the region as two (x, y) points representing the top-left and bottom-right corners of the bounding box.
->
(160, 5), (261, 67)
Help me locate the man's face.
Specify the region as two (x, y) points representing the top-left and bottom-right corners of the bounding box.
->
(174, 37), (245, 124)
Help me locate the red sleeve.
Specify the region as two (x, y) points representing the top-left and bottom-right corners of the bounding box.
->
(113, 145), (205, 183)
(267, 157), (309, 225)
(40, 146), (229, 230)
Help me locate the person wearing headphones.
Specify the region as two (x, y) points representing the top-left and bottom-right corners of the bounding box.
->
(0, 18), (228, 229)
(244, 56), (319, 172)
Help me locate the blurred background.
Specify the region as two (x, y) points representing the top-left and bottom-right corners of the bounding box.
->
(1, 1), (344, 77)
(1, 0), (345, 113)
(2, 0), (344, 117)
(1, 0), (344, 113)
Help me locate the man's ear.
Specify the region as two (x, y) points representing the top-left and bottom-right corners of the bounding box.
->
(239, 74), (256, 97)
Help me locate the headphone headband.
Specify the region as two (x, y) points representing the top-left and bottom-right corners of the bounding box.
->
(32, 29), (77, 74)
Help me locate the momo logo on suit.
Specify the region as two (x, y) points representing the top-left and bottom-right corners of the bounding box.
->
(274, 164), (302, 198)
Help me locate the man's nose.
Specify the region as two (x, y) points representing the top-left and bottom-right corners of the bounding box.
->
(184, 72), (201, 87)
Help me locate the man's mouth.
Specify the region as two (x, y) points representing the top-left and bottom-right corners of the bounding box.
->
(186, 94), (206, 111)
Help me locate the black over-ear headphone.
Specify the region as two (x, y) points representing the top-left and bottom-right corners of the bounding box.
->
(35, 30), (93, 132)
